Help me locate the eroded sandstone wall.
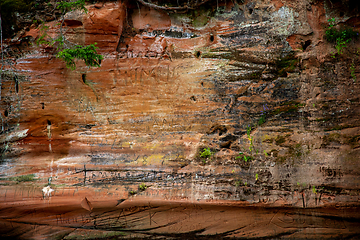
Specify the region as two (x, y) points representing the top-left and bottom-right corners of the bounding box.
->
(1, 0), (360, 209)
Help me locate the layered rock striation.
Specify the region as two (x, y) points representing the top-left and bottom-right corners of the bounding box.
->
(0, 0), (360, 238)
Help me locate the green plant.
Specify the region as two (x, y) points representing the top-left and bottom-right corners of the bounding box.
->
(276, 53), (298, 76)
(247, 126), (251, 136)
(350, 62), (356, 81)
(246, 126), (254, 151)
(236, 152), (244, 159)
(35, 0), (103, 70)
(129, 190), (136, 195)
(325, 18), (358, 55)
(57, 44), (103, 70)
(138, 183), (147, 191)
(255, 174), (259, 181)
(243, 155), (253, 162)
(36, 24), (50, 45)
(312, 186), (317, 194)
(8, 174), (36, 182)
(235, 152), (253, 162)
(57, 0), (87, 14)
(200, 147), (213, 158)
(258, 115), (266, 126)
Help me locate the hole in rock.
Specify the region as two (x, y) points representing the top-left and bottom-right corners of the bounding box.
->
(63, 20), (83, 27)
(15, 81), (19, 93)
(201, 81), (204, 86)
(41, 103), (45, 109)
(190, 96), (196, 102)
(82, 74), (86, 83)
(220, 140), (232, 149)
(14, 76), (19, 93)
(302, 40), (312, 51)
(4, 110), (8, 117)
(47, 120), (51, 126)
(94, 3), (103, 9)
(195, 51), (201, 58)
(249, 8), (253, 14)
(210, 34), (215, 42)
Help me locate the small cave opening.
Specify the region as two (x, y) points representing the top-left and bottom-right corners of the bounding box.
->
(41, 103), (45, 109)
(210, 34), (215, 42)
(14, 76), (19, 93)
(47, 120), (51, 126)
(195, 51), (201, 58)
(82, 74), (86, 83)
(15, 81), (19, 93)
(302, 40), (312, 51)
(63, 20), (83, 27)
(190, 96), (196, 102)
(4, 109), (8, 117)
(249, 8), (253, 14)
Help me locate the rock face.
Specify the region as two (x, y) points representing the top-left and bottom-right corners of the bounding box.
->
(0, 0), (360, 239)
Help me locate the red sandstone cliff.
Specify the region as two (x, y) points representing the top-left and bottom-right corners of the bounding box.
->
(0, 0), (360, 239)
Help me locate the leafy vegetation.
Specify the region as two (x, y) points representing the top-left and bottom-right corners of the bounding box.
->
(200, 147), (213, 158)
(276, 53), (299, 77)
(258, 115), (266, 125)
(57, 0), (87, 14)
(236, 152), (253, 162)
(129, 190), (136, 195)
(8, 174), (36, 183)
(138, 183), (147, 191)
(128, 183), (147, 196)
(236, 126), (256, 162)
(325, 18), (358, 55)
(199, 147), (213, 164)
(312, 186), (317, 194)
(35, 0), (103, 70)
(57, 44), (103, 70)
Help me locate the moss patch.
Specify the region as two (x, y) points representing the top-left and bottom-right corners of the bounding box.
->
(322, 133), (360, 148)
(8, 174), (37, 183)
(275, 135), (286, 145)
(270, 101), (304, 117)
(288, 143), (305, 158)
(276, 53), (299, 76)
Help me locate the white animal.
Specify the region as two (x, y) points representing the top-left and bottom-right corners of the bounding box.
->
(42, 185), (54, 198)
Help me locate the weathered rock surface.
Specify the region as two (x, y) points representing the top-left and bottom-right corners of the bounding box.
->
(0, 0), (360, 239)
